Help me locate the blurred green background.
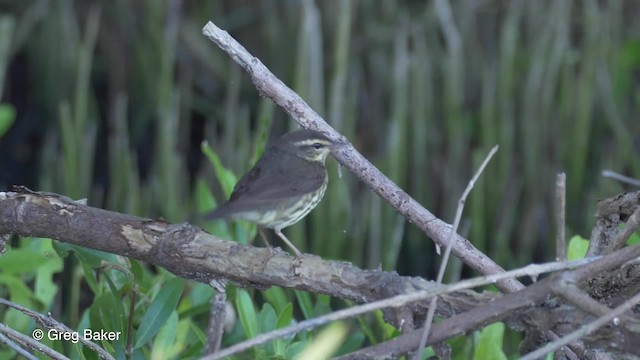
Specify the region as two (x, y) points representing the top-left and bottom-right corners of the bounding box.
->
(0, 0), (639, 358)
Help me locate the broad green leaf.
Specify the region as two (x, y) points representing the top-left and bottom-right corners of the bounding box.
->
(236, 289), (259, 339)
(104, 274), (126, 333)
(0, 103), (15, 138)
(276, 303), (294, 330)
(567, 235), (589, 260)
(53, 242), (119, 267)
(150, 310), (179, 360)
(0, 274), (34, 330)
(337, 332), (366, 356)
(295, 322), (348, 360)
(134, 277), (185, 348)
(0, 247), (52, 274)
(294, 290), (314, 320)
(201, 141), (238, 197)
(259, 303), (277, 333)
(263, 286), (289, 314)
(34, 240), (63, 305)
(474, 322), (507, 360)
(195, 177), (217, 213)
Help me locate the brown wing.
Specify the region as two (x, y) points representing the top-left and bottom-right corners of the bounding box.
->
(205, 148), (325, 218)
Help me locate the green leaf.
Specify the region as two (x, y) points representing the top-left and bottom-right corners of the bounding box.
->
(134, 277), (185, 348)
(201, 141), (238, 197)
(53, 242), (119, 267)
(567, 235), (589, 260)
(275, 303), (293, 330)
(337, 332), (365, 356)
(195, 178), (217, 213)
(259, 303), (277, 333)
(236, 289), (259, 339)
(296, 322), (348, 359)
(294, 290), (314, 320)
(474, 322), (507, 360)
(34, 240), (63, 305)
(150, 310), (179, 359)
(0, 246), (53, 274)
(274, 303), (294, 356)
(0, 274), (35, 330)
(0, 103), (15, 138)
(81, 261), (100, 295)
(357, 310), (378, 344)
(628, 232), (640, 246)
(104, 274), (126, 333)
(263, 286), (289, 314)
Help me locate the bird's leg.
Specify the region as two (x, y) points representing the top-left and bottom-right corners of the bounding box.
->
(258, 226), (276, 269)
(274, 228), (303, 257)
(258, 226), (273, 250)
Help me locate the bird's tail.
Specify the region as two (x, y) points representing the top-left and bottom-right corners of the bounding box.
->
(202, 207), (225, 220)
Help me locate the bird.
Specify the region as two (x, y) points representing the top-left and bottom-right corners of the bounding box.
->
(204, 129), (341, 257)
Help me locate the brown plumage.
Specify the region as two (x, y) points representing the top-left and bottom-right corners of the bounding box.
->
(204, 129), (340, 256)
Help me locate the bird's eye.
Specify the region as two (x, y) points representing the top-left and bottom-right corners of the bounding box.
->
(311, 143), (323, 149)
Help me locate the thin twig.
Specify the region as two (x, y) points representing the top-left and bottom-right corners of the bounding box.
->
(602, 169), (640, 188)
(554, 282), (630, 321)
(0, 332), (39, 360)
(0, 323), (69, 360)
(556, 173), (566, 261)
(0, 298), (114, 360)
(605, 207), (640, 254)
(414, 145), (499, 359)
(520, 289), (640, 360)
(205, 292), (227, 354)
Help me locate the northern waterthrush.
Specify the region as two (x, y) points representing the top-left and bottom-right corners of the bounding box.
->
(204, 129), (340, 257)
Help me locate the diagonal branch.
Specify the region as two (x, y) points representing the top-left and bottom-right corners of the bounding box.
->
(201, 21), (523, 294)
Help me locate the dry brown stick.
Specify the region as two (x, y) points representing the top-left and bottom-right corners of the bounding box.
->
(204, 292), (227, 354)
(0, 323), (68, 360)
(0, 299), (114, 360)
(415, 145), (499, 359)
(556, 173), (566, 261)
(201, 21), (523, 294)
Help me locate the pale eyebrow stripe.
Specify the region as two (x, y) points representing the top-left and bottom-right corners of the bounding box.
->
(294, 139), (331, 146)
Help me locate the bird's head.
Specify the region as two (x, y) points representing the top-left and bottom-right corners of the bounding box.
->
(276, 129), (341, 164)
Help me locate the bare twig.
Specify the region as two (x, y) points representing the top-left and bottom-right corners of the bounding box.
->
(602, 169), (640, 188)
(604, 207), (640, 254)
(554, 282), (631, 321)
(414, 145), (499, 359)
(0, 298), (114, 360)
(205, 292), (227, 354)
(0, 333), (39, 360)
(556, 173), (566, 261)
(201, 21), (523, 294)
(0, 323), (69, 360)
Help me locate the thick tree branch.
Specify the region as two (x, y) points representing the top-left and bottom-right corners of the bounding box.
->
(0, 188), (487, 318)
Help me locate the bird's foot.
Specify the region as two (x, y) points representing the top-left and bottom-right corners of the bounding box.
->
(260, 246), (276, 270)
(288, 254), (304, 275)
